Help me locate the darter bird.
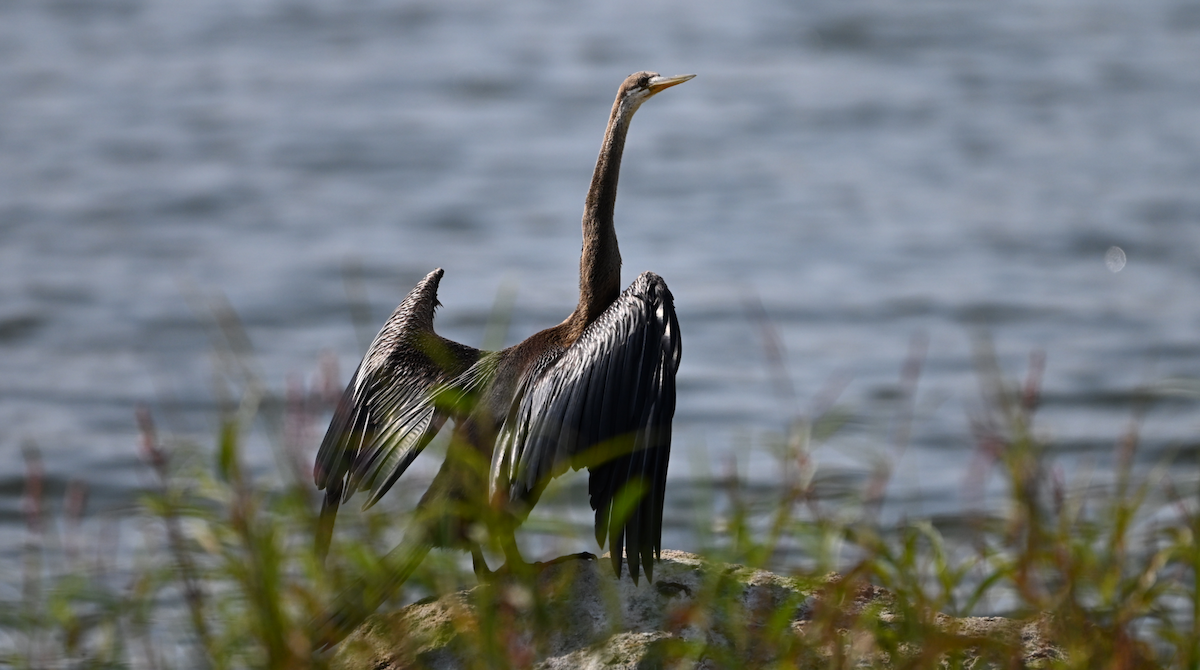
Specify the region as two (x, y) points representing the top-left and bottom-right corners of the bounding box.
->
(313, 71), (692, 647)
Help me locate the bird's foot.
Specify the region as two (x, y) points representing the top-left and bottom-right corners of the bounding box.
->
(474, 562), (517, 582)
(472, 549), (595, 582)
(508, 551), (599, 577)
(534, 551), (597, 569)
(471, 546), (499, 581)
(472, 545), (534, 582)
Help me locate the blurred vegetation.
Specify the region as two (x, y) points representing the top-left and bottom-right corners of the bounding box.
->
(3, 331), (1200, 668)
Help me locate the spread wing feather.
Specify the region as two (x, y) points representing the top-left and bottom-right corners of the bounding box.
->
(313, 268), (483, 559)
(493, 271), (680, 582)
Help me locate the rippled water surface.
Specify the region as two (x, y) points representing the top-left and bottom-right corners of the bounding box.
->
(3, 0), (1200, 562)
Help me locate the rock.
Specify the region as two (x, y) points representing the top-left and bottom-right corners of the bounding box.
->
(329, 550), (1061, 669)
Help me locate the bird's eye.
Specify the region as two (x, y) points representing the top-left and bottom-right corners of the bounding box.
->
(638, 75), (651, 89)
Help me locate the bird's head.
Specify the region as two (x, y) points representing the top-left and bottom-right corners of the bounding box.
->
(616, 71), (695, 116)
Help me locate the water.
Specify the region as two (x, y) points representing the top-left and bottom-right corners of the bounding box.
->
(3, 0), (1200, 567)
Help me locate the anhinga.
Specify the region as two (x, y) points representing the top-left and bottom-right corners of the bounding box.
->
(312, 71), (692, 646)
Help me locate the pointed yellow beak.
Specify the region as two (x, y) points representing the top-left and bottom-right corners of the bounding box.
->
(647, 74), (696, 95)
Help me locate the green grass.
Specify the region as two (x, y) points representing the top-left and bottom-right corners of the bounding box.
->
(3, 338), (1199, 669)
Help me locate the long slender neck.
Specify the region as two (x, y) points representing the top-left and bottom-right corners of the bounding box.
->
(568, 95), (636, 335)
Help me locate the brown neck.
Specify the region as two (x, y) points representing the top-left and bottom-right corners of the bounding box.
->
(566, 95), (635, 337)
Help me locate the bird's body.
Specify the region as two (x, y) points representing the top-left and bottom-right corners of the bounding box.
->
(312, 72), (692, 646)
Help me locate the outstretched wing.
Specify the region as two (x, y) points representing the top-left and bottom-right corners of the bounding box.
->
(314, 268), (483, 559)
(493, 271), (681, 583)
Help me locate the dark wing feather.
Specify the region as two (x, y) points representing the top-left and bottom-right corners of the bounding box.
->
(314, 268), (482, 559)
(493, 271), (680, 583)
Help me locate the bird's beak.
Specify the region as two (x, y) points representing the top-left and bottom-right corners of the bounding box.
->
(647, 73), (696, 95)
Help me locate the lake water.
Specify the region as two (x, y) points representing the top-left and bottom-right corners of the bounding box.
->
(3, 0), (1200, 566)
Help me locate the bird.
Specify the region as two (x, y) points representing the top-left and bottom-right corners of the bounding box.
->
(311, 71), (692, 646)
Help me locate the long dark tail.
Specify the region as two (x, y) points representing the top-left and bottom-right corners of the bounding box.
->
(315, 487), (340, 563)
(312, 530), (434, 650)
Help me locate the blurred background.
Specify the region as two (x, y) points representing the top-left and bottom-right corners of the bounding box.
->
(2, 0), (1199, 563)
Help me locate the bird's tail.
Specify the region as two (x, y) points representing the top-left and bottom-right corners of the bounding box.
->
(312, 529), (434, 650)
(315, 487), (340, 563)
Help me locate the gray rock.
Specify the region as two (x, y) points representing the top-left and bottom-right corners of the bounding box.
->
(329, 550), (1060, 669)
